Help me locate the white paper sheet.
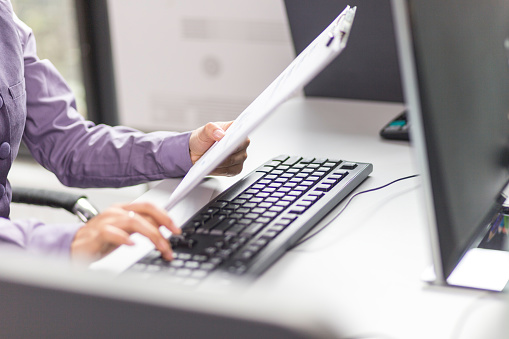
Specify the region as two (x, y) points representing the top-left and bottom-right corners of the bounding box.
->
(165, 5), (357, 211)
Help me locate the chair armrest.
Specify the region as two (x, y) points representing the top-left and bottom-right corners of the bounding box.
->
(11, 187), (99, 222)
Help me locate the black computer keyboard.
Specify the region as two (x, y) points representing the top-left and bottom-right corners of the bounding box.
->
(128, 155), (373, 286)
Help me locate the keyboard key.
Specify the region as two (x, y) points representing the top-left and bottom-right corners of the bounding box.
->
(267, 194), (283, 201)
(239, 193), (254, 200)
(298, 200), (313, 208)
(204, 247), (217, 256)
(244, 213), (260, 219)
(315, 184), (332, 192)
(275, 200), (291, 207)
(268, 225), (285, 233)
(225, 224), (247, 236)
(243, 203), (257, 209)
(184, 261), (200, 269)
(272, 155), (289, 162)
(241, 222), (265, 236)
(323, 179), (338, 186)
(341, 162), (358, 170)
(261, 231), (278, 239)
(313, 158), (328, 164)
(200, 262), (216, 271)
(236, 207), (251, 214)
(178, 253), (192, 260)
(208, 203), (225, 211)
(277, 216), (297, 226)
(300, 157), (314, 164)
(169, 260), (185, 268)
(256, 166), (273, 173)
(282, 195), (297, 202)
(192, 255), (208, 262)
(288, 206), (307, 214)
(282, 156), (302, 166)
(258, 202), (273, 209)
(256, 217), (272, 224)
(269, 205), (284, 213)
(266, 160), (283, 167)
(262, 211), (278, 218)
(251, 207), (267, 214)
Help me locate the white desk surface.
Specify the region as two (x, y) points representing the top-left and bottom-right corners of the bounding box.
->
(129, 97), (508, 339)
(61, 98), (498, 339)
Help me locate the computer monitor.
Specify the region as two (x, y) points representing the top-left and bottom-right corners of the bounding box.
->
(284, 0), (403, 103)
(392, 0), (509, 290)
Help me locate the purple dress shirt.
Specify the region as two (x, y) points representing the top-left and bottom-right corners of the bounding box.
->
(0, 1), (193, 257)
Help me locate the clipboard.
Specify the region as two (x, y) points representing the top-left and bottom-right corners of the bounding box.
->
(165, 5), (357, 212)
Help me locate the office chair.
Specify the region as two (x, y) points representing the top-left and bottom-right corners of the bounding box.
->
(11, 187), (99, 222)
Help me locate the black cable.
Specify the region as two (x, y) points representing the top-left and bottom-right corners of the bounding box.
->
(289, 174), (420, 250)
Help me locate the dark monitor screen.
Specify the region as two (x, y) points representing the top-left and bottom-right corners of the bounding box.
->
(394, 0), (509, 279)
(284, 0), (403, 103)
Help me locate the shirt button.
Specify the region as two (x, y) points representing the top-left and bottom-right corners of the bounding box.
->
(0, 184), (5, 197)
(0, 142), (10, 160)
(0, 95), (3, 108)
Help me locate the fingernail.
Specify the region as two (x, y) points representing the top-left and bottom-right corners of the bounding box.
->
(126, 239), (135, 246)
(213, 129), (225, 140)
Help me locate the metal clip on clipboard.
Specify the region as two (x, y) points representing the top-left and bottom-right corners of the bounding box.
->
(326, 6), (356, 48)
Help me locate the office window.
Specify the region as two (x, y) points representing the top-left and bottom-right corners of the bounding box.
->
(10, 0), (87, 117)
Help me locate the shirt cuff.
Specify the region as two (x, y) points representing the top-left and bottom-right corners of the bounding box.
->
(159, 131), (193, 176)
(28, 221), (82, 258)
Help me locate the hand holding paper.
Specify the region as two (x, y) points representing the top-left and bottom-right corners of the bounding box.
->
(189, 121), (250, 177)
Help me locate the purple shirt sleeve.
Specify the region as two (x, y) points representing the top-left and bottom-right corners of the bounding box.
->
(0, 9), (193, 258)
(17, 16), (193, 187)
(0, 217), (81, 258)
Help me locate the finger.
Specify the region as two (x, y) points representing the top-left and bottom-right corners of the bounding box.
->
(189, 122), (227, 163)
(124, 203), (181, 235)
(99, 225), (135, 253)
(231, 137), (250, 154)
(114, 211), (173, 260)
(216, 121), (234, 131)
(203, 122), (226, 142)
(210, 163), (244, 177)
(215, 145), (249, 170)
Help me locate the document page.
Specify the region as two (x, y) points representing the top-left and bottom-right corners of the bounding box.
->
(165, 5), (357, 211)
